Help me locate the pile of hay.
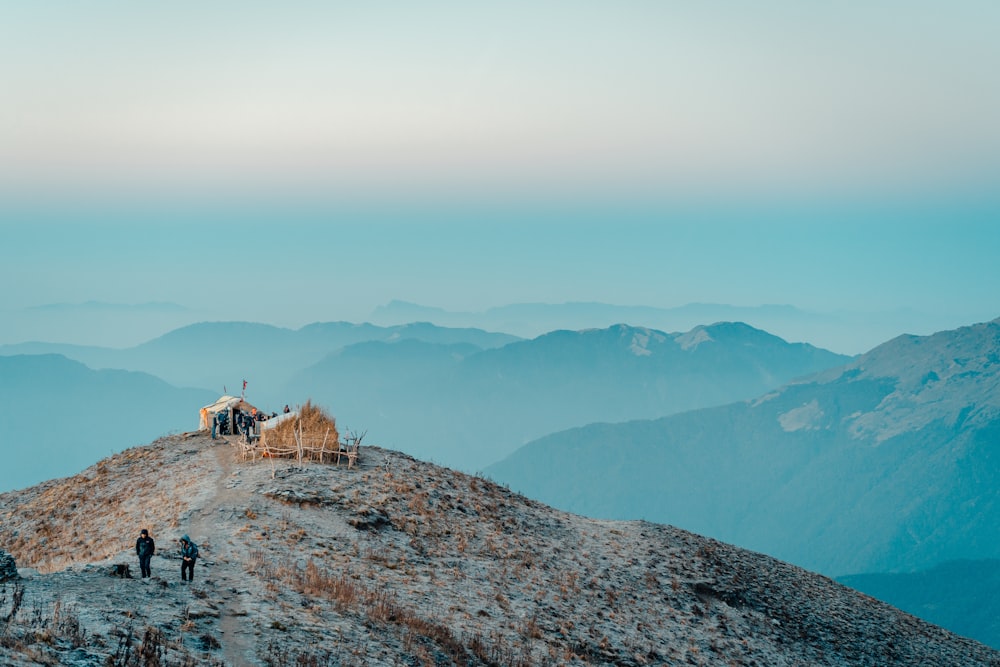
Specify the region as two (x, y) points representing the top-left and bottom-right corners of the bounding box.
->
(260, 400), (340, 461)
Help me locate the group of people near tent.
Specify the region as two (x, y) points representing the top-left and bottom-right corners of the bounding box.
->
(212, 406), (276, 439)
(202, 395), (293, 441)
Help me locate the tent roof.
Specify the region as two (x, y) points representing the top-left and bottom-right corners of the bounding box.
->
(202, 395), (243, 413)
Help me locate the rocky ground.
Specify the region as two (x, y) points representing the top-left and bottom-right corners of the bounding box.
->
(0, 432), (998, 666)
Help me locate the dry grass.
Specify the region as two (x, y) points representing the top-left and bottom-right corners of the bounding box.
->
(0, 443), (188, 572)
(258, 400), (340, 462)
(3, 434), (994, 667)
(266, 556), (539, 667)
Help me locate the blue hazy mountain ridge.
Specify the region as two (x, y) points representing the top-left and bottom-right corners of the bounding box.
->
(838, 560), (1000, 650)
(369, 299), (960, 355)
(0, 321), (520, 400)
(486, 317), (1000, 579)
(2, 300), (202, 348)
(287, 339), (484, 437)
(284, 322), (850, 471)
(0, 354), (216, 493)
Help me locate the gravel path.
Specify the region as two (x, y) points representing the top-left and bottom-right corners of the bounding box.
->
(187, 440), (258, 666)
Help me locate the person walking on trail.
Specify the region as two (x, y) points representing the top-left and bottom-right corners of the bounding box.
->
(179, 535), (199, 582)
(136, 529), (155, 578)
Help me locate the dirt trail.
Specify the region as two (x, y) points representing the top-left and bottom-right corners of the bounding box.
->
(188, 440), (258, 667)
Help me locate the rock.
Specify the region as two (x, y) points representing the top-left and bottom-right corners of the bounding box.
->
(0, 548), (17, 582)
(346, 507), (391, 531)
(109, 563), (132, 578)
(187, 603), (220, 619)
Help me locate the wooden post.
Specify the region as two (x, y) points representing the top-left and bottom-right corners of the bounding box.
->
(296, 419), (304, 467)
(320, 427), (330, 462)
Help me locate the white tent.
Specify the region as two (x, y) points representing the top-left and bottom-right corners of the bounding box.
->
(199, 395), (244, 430)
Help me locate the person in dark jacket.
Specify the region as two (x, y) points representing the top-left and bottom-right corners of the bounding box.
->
(179, 535), (199, 582)
(135, 529), (155, 578)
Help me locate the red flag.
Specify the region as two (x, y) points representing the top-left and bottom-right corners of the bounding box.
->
(243, 379), (247, 391)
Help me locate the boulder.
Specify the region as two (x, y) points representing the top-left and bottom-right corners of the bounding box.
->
(0, 549), (17, 582)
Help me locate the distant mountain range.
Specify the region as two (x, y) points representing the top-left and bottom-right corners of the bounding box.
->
(369, 299), (977, 355)
(1, 320), (850, 473)
(0, 300), (203, 348)
(0, 354), (215, 492)
(284, 322), (850, 471)
(487, 318), (1000, 579)
(0, 321), (520, 397)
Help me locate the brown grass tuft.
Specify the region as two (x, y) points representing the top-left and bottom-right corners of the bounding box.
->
(258, 400), (340, 461)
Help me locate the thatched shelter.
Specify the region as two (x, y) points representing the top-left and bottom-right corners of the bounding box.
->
(257, 400), (341, 463)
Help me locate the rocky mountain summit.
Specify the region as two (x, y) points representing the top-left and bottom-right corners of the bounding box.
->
(1, 434), (997, 666)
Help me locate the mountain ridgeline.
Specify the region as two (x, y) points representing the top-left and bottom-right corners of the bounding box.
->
(0, 320), (850, 474)
(369, 298), (968, 355)
(0, 320), (520, 394)
(286, 322), (850, 470)
(487, 318), (1000, 580)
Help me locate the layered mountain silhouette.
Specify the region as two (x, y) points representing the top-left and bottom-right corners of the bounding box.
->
(1, 300), (200, 348)
(0, 433), (996, 665)
(0, 321), (520, 400)
(0, 320), (847, 481)
(0, 354), (215, 492)
(369, 299), (969, 355)
(487, 318), (1000, 580)
(284, 322), (850, 471)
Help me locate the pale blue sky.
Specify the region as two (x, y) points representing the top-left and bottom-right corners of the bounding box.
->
(3, 2), (999, 201)
(1, 3), (998, 351)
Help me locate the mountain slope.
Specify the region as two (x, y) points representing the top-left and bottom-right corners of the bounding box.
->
(839, 560), (1000, 650)
(0, 434), (996, 666)
(0, 354), (215, 492)
(487, 318), (1000, 577)
(288, 322), (850, 471)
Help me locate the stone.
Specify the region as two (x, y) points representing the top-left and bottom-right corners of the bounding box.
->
(0, 548), (17, 582)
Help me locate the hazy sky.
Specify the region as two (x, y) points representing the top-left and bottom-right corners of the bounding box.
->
(2, 3), (998, 348)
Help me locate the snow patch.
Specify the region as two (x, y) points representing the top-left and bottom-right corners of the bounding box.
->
(778, 399), (824, 432)
(751, 391), (781, 407)
(630, 332), (653, 356)
(677, 328), (713, 351)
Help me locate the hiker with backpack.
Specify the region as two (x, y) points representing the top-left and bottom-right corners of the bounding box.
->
(179, 535), (199, 582)
(135, 529), (155, 578)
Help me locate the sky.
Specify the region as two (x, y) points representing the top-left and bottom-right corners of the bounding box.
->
(2, 3), (999, 351)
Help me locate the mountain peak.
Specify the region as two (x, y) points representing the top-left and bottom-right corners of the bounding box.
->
(674, 321), (782, 350)
(832, 318), (1000, 441)
(0, 434), (995, 665)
